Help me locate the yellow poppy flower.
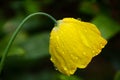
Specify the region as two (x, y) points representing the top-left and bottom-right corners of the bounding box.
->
(49, 18), (107, 76)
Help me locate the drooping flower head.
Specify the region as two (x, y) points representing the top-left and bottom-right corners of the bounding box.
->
(49, 18), (107, 76)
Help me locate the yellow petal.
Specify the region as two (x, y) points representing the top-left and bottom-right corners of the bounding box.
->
(49, 18), (107, 75)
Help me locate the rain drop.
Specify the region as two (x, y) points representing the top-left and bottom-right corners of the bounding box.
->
(100, 44), (104, 48)
(62, 51), (65, 55)
(92, 50), (95, 53)
(84, 29), (87, 32)
(70, 54), (74, 57)
(55, 68), (58, 71)
(97, 49), (101, 53)
(69, 69), (75, 74)
(79, 64), (85, 68)
(77, 18), (81, 21)
(75, 57), (78, 60)
(63, 67), (67, 71)
(83, 52), (86, 55)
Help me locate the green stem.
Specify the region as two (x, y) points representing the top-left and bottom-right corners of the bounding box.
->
(0, 12), (57, 74)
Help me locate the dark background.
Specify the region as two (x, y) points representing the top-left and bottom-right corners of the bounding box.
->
(0, 0), (120, 80)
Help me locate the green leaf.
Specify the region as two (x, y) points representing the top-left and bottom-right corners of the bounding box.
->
(5, 70), (58, 80)
(59, 74), (82, 80)
(24, 0), (40, 14)
(8, 46), (25, 56)
(0, 46), (25, 57)
(114, 71), (120, 80)
(21, 32), (50, 60)
(79, 1), (98, 15)
(92, 14), (120, 39)
(0, 32), (27, 57)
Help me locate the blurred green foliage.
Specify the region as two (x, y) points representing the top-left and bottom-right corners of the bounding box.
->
(92, 14), (120, 39)
(114, 71), (120, 80)
(0, 0), (120, 80)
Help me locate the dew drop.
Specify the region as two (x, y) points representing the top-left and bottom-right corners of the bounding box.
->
(83, 52), (86, 55)
(94, 49), (101, 54)
(62, 51), (65, 55)
(79, 64), (85, 68)
(70, 54), (74, 57)
(69, 71), (73, 75)
(77, 18), (81, 21)
(50, 58), (53, 61)
(97, 49), (101, 53)
(75, 57), (78, 60)
(100, 44), (104, 48)
(92, 50), (95, 53)
(73, 56), (78, 60)
(63, 67), (67, 71)
(84, 29), (87, 32)
(55, 68), (58, 71)
(69, 69), (75, 75)
(71, 55), (78, 60)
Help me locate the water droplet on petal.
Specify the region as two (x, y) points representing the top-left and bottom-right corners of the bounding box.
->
(73, 56), (78, 60)
(71, 54), (79, 60)
(92, 50), (95, 53)
(75, 57), (78, 60)
(77, 18), (81, 21)
(61, 51), (65, 54)
(100, 44), (104, 48)
(69, 71), (73, 74)
(69, 68), (75, 74)
(50, 58), (53, 61)
(84, 29), (87, 32)
(97, 49), (101, 53)
(55, 68), (58, 71)
(79, 64), (85, 68)
(64, 67), (67, 71)
(83, 52), (86, 55)
(70, 54), (73, 57)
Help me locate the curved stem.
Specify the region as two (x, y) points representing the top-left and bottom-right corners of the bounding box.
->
(0, 12), (57, 74)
